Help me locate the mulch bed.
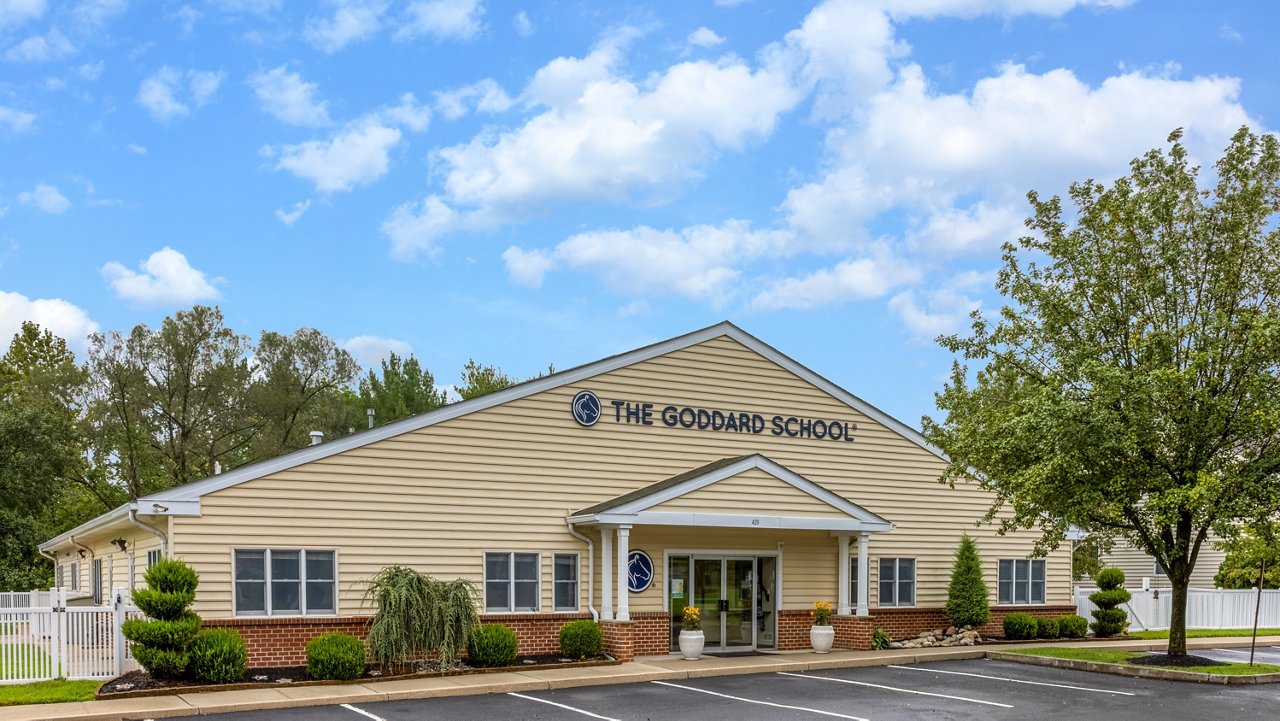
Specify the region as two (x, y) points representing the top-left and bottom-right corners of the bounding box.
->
(97, 654), (616, 700)
(1129, 653), (1228, 668)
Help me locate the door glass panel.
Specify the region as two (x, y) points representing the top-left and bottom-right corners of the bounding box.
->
(724, 559), (754, 648)
(693, 558), (722, 649)
(757, 557), (777, 649)
(669, 556), (690, 651)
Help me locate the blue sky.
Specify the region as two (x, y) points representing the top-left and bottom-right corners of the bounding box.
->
(1, 0), (1275, 428)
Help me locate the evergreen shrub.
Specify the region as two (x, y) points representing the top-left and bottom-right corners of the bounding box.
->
(1035, 616), (1059, 639)
(1003, 612), (1037, 640)
(189, 629), (247, 684)
(1056, 614), (1089, 638)
(558, 620), (603, 660)
(1089, 567), (1130, 637)
(467, 624), (518, 668)
(944, 534), (991, 628)
(121, 558), (200, 679)
(306, 633), (366, 680)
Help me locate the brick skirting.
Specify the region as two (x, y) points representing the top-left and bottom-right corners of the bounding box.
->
(601, 612), (670, 661)
(823, 605), (1081, 650)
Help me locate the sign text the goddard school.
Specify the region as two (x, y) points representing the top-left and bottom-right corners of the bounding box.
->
(609, 399), (857, 443)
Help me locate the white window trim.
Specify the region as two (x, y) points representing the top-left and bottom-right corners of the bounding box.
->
(878, 557), (916, 608)
(998, 558), (1046, 605)
(553, 553), (580, 612)
(231, 548), (339, 617)
(147, 549), (161, 567)
(483, 552), (541, 613)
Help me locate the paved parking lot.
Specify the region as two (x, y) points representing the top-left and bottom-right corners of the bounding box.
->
(166, 658), (1280, 721)
(1167, 645), (1280, 665)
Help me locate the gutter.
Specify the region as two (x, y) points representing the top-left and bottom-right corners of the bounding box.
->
(566, 519), (599, 621)
(127, 507), (169, 557)
(68, 534), (93, 564)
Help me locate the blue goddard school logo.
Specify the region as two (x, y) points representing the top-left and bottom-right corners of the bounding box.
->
(627, 550), (654, 593)
(571, 390), (602, 426)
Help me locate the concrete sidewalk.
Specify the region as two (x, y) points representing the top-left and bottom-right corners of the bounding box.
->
(3, 636), (1277, 721)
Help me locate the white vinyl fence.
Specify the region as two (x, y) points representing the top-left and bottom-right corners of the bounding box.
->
(0, 588), (142, 684)
(1075, 586), (1280, 632)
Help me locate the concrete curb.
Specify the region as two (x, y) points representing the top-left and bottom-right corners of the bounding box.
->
(4, 637), (1279, 720)
(986, 650), (1280, 685)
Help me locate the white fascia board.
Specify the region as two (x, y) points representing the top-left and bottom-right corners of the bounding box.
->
(594, 511), (890, 532)
(135, 499), (201, 517)
(39, 504), (133, 551)
(143, 320), (944, 504)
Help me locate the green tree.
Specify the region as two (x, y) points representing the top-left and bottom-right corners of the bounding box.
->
(923, 128), (1280, 657)
(1214, 522), (1280, 590)
(944, 534), (990, 628)
(357, 352), (448, 426)
(248, 328), (360, 456)
(458, 359), (517, 400)
(1071, 535), (1111, 582)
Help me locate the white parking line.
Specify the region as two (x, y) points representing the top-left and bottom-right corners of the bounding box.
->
(508, 692), (621, 720)
(1202, 647), (1280, 661)
(340, 704), (387, 721)
(887, 664), (1135, 695)
(651, 680), (869, 720)
(778, 671), (1013, 709)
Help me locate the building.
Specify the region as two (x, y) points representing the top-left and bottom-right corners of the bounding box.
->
(1098, 538), (1225, 589)
(39, 322), (1074, 666)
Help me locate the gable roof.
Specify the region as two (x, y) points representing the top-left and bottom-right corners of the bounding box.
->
(572, 454), (892, 528)
(139, 320), (946, 509)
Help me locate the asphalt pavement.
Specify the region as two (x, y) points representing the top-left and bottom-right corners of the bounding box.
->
(161, 657), (1280, 721)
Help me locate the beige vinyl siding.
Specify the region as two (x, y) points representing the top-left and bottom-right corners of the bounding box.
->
(172, 334), (1071, 617)
(53, 526), (164, 602)
(648, 467), (851, 519)
(1101, 538), (1224, 589)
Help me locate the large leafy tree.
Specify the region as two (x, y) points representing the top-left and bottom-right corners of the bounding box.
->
(924, 127), (1280, 657)
(458, 359), (518, 400)
(248, 328), (361, 456)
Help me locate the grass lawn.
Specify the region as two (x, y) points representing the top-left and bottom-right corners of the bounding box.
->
(0, 644), (55, 680)
(1131, 628), (1280, 640)
(1010, 647), (1280, 675)
(0, 679), (100, 706)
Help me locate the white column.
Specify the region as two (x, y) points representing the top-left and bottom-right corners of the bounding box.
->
(856, 532), (870, 617)
(616, 525), (631, 621)
(601, 528), (614, 621)
(837, 534), (851, 616)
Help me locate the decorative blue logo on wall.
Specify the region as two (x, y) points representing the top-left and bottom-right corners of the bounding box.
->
(627, 550), (653, 593)
(571, 390), (602, 427)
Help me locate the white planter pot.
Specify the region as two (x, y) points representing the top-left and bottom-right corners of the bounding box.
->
(679, 630), (705, 660)
(811, 625), (835, 654)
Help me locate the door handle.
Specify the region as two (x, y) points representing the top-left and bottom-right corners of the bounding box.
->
(719, 599), (729, 612)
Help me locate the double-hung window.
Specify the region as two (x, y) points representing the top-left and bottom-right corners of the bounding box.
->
(147, 550), (161, 567)
(553, 554), (579, 611)
(485, 552), (539, 612)
(233, 549), (336, 616)
(91, 558), (103, 604)
(849, 557), (859, 607)
(879, 558), (915, 607)
(70, 562), (79, 591)
(998, 559), (1045, 605)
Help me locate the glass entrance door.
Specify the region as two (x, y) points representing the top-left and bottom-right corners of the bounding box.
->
(724, 558), (754, 648)
(668, 554), (778, 653)
(693, 558), (723, 649)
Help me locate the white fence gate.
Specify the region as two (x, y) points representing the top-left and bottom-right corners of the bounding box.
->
(1075, 586), (1280, 632)
(0, 588), (142, 684)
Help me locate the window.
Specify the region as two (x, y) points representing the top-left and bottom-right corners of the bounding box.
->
(70, 562), (79, 591)
(56, 564), (64, 588)
(147, 550), (161, 567)
(1154, 560), (1168, 577)
(878, 558), (915, 607)
(998, 559), (1046, 605)
(485, 552), (539, 612)
(849, 557), (859, 607)
(91, 559), (103, 603)
(553, 554), (579, 611)
(233, 549), (336, 616)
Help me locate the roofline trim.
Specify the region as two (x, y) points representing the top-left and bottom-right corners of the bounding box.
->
(39, 504), (134, 552)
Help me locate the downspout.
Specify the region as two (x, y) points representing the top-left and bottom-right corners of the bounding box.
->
(127, 508), (169, 557)
(68, 535), (93, 562)
(566, 519), (599, 621)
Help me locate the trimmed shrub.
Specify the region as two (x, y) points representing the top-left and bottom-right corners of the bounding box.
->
(1056, 614), (1089, 638)
(122, 558), (200, 679)
(559, 620), (603, 660)
(1034, 616), (1059, 639)
(307, 633), (366, 681)
(872, 628), (892, 651)
(1003, 612), (1037, 640)
(1089, 567), (1131, 637)
(467, 624), (518, 668)
(189, 629), (247, 684)
(944, 534), (991, 629)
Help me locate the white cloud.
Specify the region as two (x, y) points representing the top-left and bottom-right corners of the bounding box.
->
(126, 143), (147, 155)
(304, 0), (386, 53)
(275, 200), (311, 225)
(887, 271), (990, 339)
(376, 92), (431, 131)
(17, 183), (70, 214)
(1219, 23), (1243, 44)
(686, 26), (725, 49)
(76, 60), (102, 80)
(0, 104), (36, 133)
(101, 247), (221, 305)
(382, 195), (462, 258)
(0, 0), (46, 29)
(617, 299), (650, 318)
(343, 335), (411, 366)
(751, 254), (922, 310)
(5, 29), (74, 62)
(396, 0), (484, 42)
(174, 5), (201, 33)
(905, 201), (1024, 256)
(0, 290), (97, 358)
(250, 65), (332, 126)
(433, 78), (513, 120)
(271, 120), (402, 193)
(137, 66), (225, 121)
(500, 246), (554, 287)
(513, 10), (531, 36)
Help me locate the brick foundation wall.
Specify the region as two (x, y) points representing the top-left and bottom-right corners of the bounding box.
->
(776, 610), (813, 650)
(870, 605), (1078, 641)
(479, 612), (594, 656)
(601, 612), (669, 661)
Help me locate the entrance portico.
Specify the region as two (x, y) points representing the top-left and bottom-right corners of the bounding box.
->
(569, 454), (893, 653)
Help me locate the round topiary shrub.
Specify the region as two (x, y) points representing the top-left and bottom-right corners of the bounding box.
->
(559, 620), (603, 660)
(1056, 614), (1088, 638)
(189, 629), (247, 684)
(1034, 616), (1059, 639)
(467, 623), (518, 668)
(122, 558), (200, 679)
(1003, 612), (1037, 640)
(306, 632), (366, 680)
(1089, 567), (1131, 637)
